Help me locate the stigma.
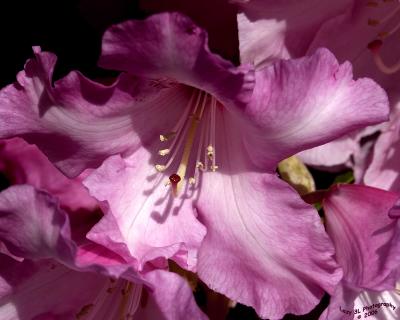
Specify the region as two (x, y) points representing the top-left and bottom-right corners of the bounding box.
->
(154, 89), (220, 196)
(366, 1), (400, 74)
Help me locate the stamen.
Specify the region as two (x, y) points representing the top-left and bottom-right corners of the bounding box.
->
(378, 31), (390, 38)
(158, 91), (202, 172)
(155, 164), (166, 172)
(119, 282), (132, 320)
(374, 5), (400, 26)
(76, 304), (94, 319)
(194, 115), (207, 173)
(207, 145), (214, 160)
(160, 133), (175, 142)
(368, 39), (400, 74)
(196, 161), (204, 169)
(125, 284), (142, 319)
(154, 89), (221, 195)
(174, 94), (207, 194)
(158, 149), (170, 156)
(78, 282), (111, 320)
(202, 112), (210, 171)
(368, 18), (380, 26)
(210, 165), (219, 172)
(210, 96), (217, 170)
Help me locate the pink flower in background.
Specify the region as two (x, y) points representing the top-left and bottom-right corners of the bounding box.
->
(299, 0), (400, 170)
(0, 137), (98, 214)
(0, 184), (206, 320)
(236, 0), (400, 169)
(0, 137), (102, 255)
(0, 11), (391, 319)
(361, 99), (400, 192)
(320, 184), (400, 319)
(235, 0), (351, 67)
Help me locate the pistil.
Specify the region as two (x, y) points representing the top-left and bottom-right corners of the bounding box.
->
(366, 2), (400, 74)
(155, 89), (220, 196)
(368, 39), (400, 74)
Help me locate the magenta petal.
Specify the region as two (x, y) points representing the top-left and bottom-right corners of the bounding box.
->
(83, 153), (206, 271)
(99, 12), (254, 107)
(0, 185), (75, 261)
(324, 184), (400, 290)
(196, 171), (341, 319)
(0, 48), (190, 177)
(319, 284), (359, 320)
(0, 137), (97, 213)
(298, 135), (358, 168)
(307, 0), (400, 90)
(237, 0), (351, 67)
(363, 113), (400, 192)
(242, 48), (389, 171)
(0, 254), (204, 320)
(135, 270), (207, 320)
(0, 255), (107, 320)
(0, 184), (142, 283)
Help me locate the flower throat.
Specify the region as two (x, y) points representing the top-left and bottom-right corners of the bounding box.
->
(154, 89), (219, 196)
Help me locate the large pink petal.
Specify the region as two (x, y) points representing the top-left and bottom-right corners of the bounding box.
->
(363, 113), (400, 192)
(298, 135), (358, 169)
(98, 12), (254, 108)
(241, 48), (389, 171)
(236, 0), (351, 67)
(0, 256), (107, 320)
(135, 270), (207, 320)
(0, 48), (191, 177)
(137, 0), (239, 63)
(307, 0), (400, 92)
(320, 284), (400, 319)
(0, 185), (143, 282)
(0, 137), (97, 214)
(323, 184), (400, 290)
(319, 284), (359, 320)
(83, 151), (206, 271)
(0, 185), (75, 262)
(0, 255), (204, 320)
(194, 131), (341, 319)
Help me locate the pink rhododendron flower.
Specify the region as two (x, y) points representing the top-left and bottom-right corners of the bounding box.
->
(236, 0), (400, 169)
(320, 184), (400, 319)
(0, 11), (391, 319)
(362, 107), (400, 192)
(235, 0), (351, 67)
(300, 0), (400, 169)
(0, 184), (206, 320)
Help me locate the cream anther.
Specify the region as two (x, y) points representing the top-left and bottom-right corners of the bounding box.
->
(366, 4), (400, 75)
(154, 89), (220, 195)
(210, 165), (219, 172)
(158, 149), (170, 156)
(207, 145), (214, 159)
(196, 161), (204, 169)
(155, 164), (166, 172)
